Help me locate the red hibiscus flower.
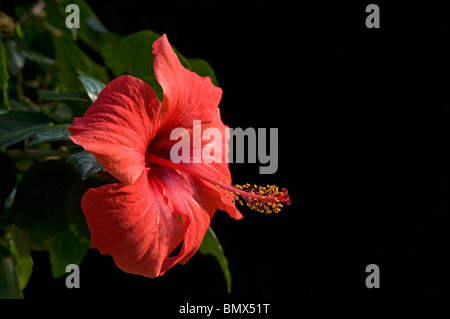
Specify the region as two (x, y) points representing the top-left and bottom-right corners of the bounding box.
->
(68, 35), (290, 277)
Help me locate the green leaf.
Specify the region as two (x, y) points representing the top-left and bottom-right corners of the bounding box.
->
(0, 251), (23, 299)
(0, 152), (16, 229)
(67, 151), (105, 180)
(19, 48), (56, 65)
(59, 100), (90, 118)
(38, 90), (90, 103)
(44, 226), (90, 279)
(0, 112), (52, 149)
(0, 112), (70, 148)
(44, 0), (110, 91)
(69, 28), (78, 42)
(117, 30), (219, 101)
(5, 40), (26, 77)
(28, 124), (71, 146)
(119, 30), (160, 79)
(49, 103), (73, 124)
(66, 177), (108, 244)
(77, 70), (106, 102)
(51, 35), (110, 91)
(8, 99), (30, 112)
(12, 160), (78, 240)
(119, 30), (161, 98)
(9, 225), (33, 290)
(172, 46), (191, 70)
(0, 38), (10, 111)
(188, 58), (220, 87)
(199, 227), (232, 293)
(91, 32), (124, 76)
(119, 30), (192, 100)
(63, 0), (125, 76)
(0, 152), (16, 209)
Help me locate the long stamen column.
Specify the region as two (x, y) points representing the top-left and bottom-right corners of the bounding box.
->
(146, 154), (290, 214)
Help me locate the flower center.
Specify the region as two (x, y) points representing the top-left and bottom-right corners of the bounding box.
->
(145, 154), (290, 214)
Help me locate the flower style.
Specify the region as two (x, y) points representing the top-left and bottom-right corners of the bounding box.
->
(68, 35), (290, 277)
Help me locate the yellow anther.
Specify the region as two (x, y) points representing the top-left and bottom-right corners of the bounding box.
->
(215, 180), (289, 215)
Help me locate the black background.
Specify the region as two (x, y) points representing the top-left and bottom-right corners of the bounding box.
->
(21, 0), (449, 300)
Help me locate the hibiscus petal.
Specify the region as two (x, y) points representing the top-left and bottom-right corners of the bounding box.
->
(152, 34), (222, 134)
(149, 110), (243, 221)
(182, 115), (243, 221)
(148, 165), (218, 271)
(68, 76), (161, 185)
(150, 35), (241, 219)
(81, 168), (185, 278)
